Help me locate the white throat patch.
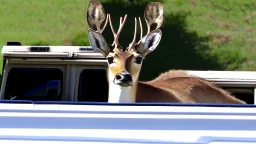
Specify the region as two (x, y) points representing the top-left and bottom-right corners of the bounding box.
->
(108, 71), (136, 103)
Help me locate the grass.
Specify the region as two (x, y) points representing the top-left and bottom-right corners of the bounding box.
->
(0, 0), (89, 46)
(0, 0), (255, 80)
(162, 0), (256, 71)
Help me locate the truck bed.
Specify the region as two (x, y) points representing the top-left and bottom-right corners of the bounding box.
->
(0, 101), (255, 144)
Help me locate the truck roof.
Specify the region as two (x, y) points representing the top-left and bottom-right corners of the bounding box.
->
(2, 45), (105, 59)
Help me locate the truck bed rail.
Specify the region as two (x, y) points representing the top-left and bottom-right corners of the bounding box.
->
(0, 101), (255, 143)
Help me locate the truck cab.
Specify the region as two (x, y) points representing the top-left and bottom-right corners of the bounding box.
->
(0, 42), (109, 102)
(1, 42), (256, 104)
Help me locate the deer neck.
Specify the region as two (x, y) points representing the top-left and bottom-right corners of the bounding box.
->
(107, 71), (138, 103)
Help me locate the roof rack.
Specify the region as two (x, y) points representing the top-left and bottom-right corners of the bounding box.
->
(1, 46), (105, 59)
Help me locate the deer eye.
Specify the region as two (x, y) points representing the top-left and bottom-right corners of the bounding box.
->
(134, 57), (143, 64)
(107, 57), (114, 64)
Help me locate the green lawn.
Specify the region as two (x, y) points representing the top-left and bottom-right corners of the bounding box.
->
(162, 0), (256, 71)
(0, 0), (255, 80)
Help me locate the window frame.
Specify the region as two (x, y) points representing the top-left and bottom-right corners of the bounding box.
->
(73, 65), (108, 102)
(0, 62), (67, 101)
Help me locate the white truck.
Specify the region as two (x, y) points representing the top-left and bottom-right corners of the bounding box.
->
(0, 42), (256, 143)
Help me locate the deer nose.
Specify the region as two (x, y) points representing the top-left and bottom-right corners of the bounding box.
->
(115, 72), (133, 82)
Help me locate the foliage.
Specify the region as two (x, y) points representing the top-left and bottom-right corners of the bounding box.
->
(101, 0), (161, 5)
(71, 32), (90, 46)
(0, 0), (255, 80)
(30, 41), (50, 46)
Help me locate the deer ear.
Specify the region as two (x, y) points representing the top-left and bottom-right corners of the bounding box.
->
(144, 2), (164, 31)
(136, 29), (162, 57)
(86, 0), (107, 31)
(88, 29), (110, 57)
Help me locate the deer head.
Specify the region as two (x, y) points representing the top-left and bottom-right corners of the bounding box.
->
(86, 0), (164, 88)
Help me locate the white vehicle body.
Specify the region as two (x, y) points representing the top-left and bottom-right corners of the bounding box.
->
(0, 44), (256, 143)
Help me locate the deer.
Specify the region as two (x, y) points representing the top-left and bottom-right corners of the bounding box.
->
(86, 0), (246, 104)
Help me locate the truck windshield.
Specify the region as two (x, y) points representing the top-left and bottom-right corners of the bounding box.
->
(4, 68), (63, 101)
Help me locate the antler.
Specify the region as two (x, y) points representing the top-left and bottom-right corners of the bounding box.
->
(108, 14), (128, 48)
(86, 0), (109, 34)
(128, 17), (138, 48)
(87, 0), (163, 53)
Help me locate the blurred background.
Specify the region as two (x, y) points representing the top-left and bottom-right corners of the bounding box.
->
(0, 0), (255, 81)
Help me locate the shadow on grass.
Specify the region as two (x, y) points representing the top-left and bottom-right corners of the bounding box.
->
(94, 1), (225, 81)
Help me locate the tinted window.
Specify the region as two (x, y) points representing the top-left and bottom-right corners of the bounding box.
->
(4, 68), (63, 101)
(78, 69), (108, 102)
(222, 87), (254, 104)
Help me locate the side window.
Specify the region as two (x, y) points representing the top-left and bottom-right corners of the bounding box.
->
(4, 68), (63, 101)
(222, 87), (254, 104)
(78, 69), (108, 102)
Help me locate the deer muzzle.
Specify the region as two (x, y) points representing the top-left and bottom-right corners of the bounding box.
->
(114, 72), (133, 87)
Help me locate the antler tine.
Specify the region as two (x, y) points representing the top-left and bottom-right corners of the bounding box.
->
(108, 13), (128, 47)
(117, 15), (127, 35)
(129, 17), (138, 48)
(108, 14), (116, 46)
(108, 14), (116, 35)
(145, 18), (151, 35)
(118, 17), (123, 32)
(96, 14), (109, 34)
(138, 17), (143, 39)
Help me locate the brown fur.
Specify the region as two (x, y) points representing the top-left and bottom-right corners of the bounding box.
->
(150, 70), (190, 81)
(136, 73), (246, 104)
(107, 51), (246, 104)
